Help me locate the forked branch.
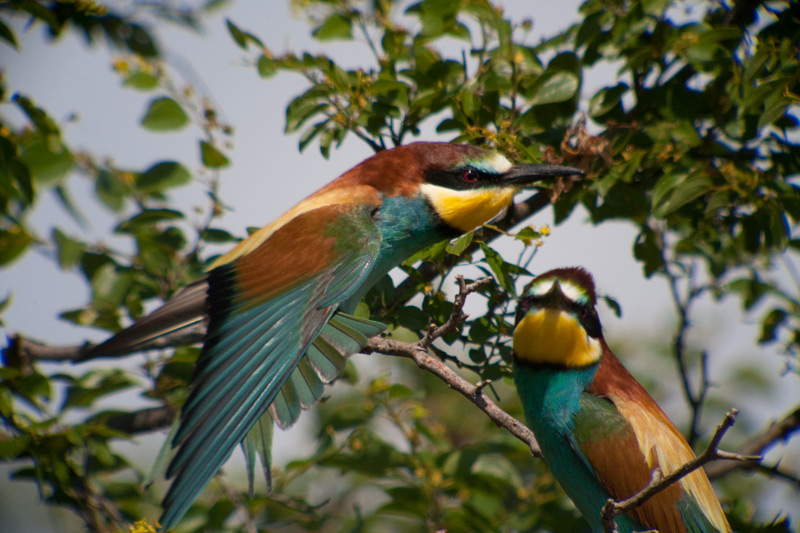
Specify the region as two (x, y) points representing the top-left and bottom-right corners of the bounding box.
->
(600, 409), (760, 533)
(364, 275), (543, 458)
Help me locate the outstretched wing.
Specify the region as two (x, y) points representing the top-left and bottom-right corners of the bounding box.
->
(574, 350), (730, 533)
(160, 203), (384, 530)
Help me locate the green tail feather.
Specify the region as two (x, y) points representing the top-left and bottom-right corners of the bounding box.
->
(270, 311), (385, 430)
(144, 415), (181, 489)
(242, 411), (274, 497)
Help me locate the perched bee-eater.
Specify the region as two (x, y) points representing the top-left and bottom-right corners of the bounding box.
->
(512, 267), (731, 533)
(81, 142), (581, 529)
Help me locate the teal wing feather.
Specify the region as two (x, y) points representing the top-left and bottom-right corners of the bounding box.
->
(242, 410), (274, 496)
(567, 394), (647, 533)
(159, 205), (384, 530)
(270, 311), (385, 429)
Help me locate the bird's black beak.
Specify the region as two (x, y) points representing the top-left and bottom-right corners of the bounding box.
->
(502, 163), (583, 187)
(540, 279), (571, 310)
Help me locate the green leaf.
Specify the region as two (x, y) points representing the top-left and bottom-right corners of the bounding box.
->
(116, 209), (184, 233)
(312, 13), (353, 41)
(0, 292), (11, 315)
(54, 184), (87, 227)
(94, 169), (128, 212)
(633, 227), (662, 278)
(514, 226), (542, 246)
(52, 228), (84, 269)
(136, 161), (192, 193)
(0, 435), (30, 459)
(227, 18), (249, 49)
(651, 171), (712, 218)
(479, 242), (515, 297)
(589, 83), (628, 119)
(368, 79), (409, 95)
(201, 228), (237, 243)
(20, 139), (74, 183)
(257, 55), (277, 78)
(89, 264), (136, 312)
(298, 120), (328, 152)
(759, 308), (787, 344)
(529, 72), (579, 105)
(758, 96), (792, 131)
(61, 370), (138, 410)
(286, 99), (330, 134)
(0, 227), (32, 265)
(600, 295), (622, 318)
(0, 19), (18, 49)
(405, 239), (448, 265)
(140, 97), (189, 132)
(200, 141), (230, 168)
(226, 19), (264, 50)
(446, 231), (473, 256)
(460, 89), (479, 119)
(397, 306), (429, 330)
(123, 71), (159, 91)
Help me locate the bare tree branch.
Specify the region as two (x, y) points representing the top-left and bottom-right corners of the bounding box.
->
(3, 325), (206, 366)
(105, 405), (178, 435)
(659, 240), (709, 448)
(600, 409), (759, 533)
(364, 276), (543, 459)
(751, 462), (800, 488)
(216, 472), (258, 533)
(705, 406), (800, 479)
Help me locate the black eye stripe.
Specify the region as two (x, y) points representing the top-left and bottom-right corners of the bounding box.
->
(423, 167), (502, 190)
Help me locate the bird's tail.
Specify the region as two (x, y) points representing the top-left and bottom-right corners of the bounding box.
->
(78, 280), (209, 361)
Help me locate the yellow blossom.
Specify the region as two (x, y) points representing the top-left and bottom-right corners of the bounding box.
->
(126, 519), (158, 533)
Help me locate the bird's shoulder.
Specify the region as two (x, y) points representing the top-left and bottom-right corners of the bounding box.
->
(210, 184), (383, 268)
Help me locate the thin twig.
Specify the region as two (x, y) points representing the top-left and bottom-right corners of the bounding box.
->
(600, 409), (759, 533)
(364, 276), (543, 459)
(105, 405), (178, 435)
(216, 472), (258, 533)
(706, 406), (800, 478)
(660, 233), (708, 447)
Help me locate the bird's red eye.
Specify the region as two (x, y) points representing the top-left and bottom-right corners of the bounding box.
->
(462, 169), (478, 183)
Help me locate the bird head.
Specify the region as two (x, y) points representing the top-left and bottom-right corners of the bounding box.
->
(332, 142), (583, 234)
(513, 267), (604, 368)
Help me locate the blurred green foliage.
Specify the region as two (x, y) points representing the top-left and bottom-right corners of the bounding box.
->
(1, 0), (798, 531)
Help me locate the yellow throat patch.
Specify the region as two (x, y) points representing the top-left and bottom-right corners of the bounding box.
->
(513, 309), (602, 367)
(420, 183), (516, 233)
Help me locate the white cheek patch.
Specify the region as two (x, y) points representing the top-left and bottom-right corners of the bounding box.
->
(489, 153), (513, 173)
(529, 278), (587, 304)
(466, 153), (513, 174)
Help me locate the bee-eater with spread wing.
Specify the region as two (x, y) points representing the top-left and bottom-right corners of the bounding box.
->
(81, 142), (581, 529)
(512, 267), (731, 532)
